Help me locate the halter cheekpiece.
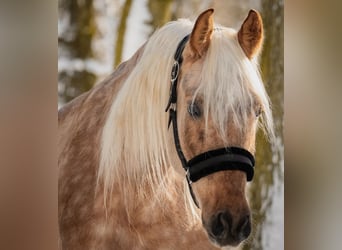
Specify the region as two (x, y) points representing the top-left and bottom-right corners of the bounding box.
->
(165, 35), (256, 208)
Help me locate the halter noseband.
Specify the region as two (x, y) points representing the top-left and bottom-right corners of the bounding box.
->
(165, 35), (255, 208)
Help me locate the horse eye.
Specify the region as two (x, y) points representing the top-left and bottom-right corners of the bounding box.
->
(188, 103), (201, 118)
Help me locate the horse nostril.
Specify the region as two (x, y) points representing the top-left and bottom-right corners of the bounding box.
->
(237, 214), (251, 239)
(211, 211), (232, 238)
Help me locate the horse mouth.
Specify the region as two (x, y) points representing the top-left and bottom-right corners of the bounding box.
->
(207, 233), (242, 247)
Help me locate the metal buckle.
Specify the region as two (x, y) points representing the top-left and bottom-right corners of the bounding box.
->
(171, 61), (179, 82)
(165, 61), (180, 112)
(186, 168), (192, 184)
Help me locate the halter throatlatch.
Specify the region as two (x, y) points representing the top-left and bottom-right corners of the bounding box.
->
(165, 35), (256, 208)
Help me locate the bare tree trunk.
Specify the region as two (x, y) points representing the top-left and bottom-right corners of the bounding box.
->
(114, 0), (133, 67)
(244, 1), (284, 249)
(58, 0), (97, 104)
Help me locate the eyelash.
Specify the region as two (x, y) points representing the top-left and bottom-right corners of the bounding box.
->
(188, 103), (261, 118)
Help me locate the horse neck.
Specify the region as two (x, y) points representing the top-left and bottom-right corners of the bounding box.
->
(111, 166), (197, 225)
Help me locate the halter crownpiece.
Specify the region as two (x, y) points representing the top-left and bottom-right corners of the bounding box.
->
(165, 35), (256, 208)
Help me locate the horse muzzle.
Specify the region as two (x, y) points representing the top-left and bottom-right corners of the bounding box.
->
(205, 210), (251, 247)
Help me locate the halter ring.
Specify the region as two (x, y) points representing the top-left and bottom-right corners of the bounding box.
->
(171, 62), (179, 81)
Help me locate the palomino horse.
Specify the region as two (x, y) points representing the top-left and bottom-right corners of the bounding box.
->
(58, 9), (273, 249)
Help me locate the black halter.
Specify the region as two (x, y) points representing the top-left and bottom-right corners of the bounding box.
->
(165, 35), (255, 208)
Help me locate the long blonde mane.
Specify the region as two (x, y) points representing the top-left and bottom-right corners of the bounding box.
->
(195, 26), (274, 140)
(98, 19), (273, 217)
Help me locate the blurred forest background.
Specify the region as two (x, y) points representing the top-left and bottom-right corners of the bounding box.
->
(58, 0), (283, 249)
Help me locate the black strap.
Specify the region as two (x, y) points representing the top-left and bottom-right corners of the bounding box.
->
(169, 109), (188, 171)
(187, 147), (255, 182)
(188, 152), (255, 182)
(165, 35), (200, 207)
(169, 109), (200, 207)
(174, 35), (190, 62)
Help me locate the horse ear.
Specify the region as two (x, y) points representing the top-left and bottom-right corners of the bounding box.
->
(238, 10), (263, 59)
(189, 9), (214, 57)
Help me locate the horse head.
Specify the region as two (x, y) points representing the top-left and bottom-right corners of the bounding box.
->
(169, 9), (269, 247)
